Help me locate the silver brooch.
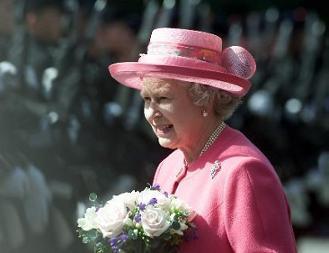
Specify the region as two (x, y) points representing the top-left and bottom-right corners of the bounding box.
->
(210, 160), (221, 179)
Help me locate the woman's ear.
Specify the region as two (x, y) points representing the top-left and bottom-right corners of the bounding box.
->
(218, 91), (232, 105)
(204, 93), (216, 116)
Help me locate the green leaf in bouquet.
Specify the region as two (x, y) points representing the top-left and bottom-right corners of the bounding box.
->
(95, 241), (111, 253)
(171, 221), (180, 230)
(146, 239), (179, 253)
(121, 237), (145, 253)
(128, 229), (139, 240)
(78, 229), (100, 244)
(89, 192), (98, 202)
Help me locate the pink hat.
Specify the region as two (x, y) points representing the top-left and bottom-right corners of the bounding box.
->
(108, 28), (256, 97)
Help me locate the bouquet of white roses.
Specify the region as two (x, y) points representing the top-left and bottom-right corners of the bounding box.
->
(77, 184), (196, 253)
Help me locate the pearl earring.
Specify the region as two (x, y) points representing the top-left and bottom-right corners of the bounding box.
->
(202, 110), (208, 117)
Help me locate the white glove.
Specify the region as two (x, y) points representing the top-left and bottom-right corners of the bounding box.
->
(0, 166), (30, 199)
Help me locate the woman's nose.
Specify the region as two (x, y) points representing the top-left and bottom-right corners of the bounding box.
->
(145, 102), (162, 121)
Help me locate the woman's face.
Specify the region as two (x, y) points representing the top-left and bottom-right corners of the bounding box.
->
(141, 78), (204, 151)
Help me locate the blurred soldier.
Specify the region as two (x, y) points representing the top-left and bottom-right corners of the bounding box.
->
(0, 0), (69, 163)
(65, 3), (144, 192)
(0, 3), (76, 251)
(25, 0), (64, 44)
(81, 4), (140, 125)
(8, 0), (67, 100)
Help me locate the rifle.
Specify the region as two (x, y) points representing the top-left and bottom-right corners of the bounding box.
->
(179, 0), (201, 29)
(245, 11), (263, 90)
(247, 18), (294, 123)
(196, 1), (212, 32)
(300, 35), (329, 126)
(53, 0), (109, 122)
(284, 13), (325, 122)
(110, 0), (160, 130)
(227, 17), (242, 46)
(7, 0), (28, 91)
(253, 7), (280, 91)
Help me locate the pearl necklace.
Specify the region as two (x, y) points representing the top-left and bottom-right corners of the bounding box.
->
(178, 121), (226, 179)
(199, 121), (226, 157)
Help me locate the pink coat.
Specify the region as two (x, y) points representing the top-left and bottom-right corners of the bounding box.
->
(153, 126), (297, 253)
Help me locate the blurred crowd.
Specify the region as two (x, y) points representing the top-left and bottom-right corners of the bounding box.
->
(0, 0), (328, 252)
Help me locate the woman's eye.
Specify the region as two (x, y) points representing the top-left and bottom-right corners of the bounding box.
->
(159, 97), (169, 102)
(142, 96), (151, 103)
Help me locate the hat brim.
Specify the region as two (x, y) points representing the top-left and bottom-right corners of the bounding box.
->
(109, 62), (251, 97)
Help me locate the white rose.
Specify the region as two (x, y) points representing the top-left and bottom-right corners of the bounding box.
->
(170, 197), (189, 211)
(138, 190), (170, 210)
(112, 191), (140, 210)
(170, 198), (196, 222)
(77, 206), (97, 231)
(141, 206), (170, 237)
(95, 199), (128, 238)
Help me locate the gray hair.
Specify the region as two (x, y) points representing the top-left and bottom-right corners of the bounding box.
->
(188, 83), (242, 120)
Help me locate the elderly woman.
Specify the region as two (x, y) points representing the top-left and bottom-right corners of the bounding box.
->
(109, 28), (296, 253)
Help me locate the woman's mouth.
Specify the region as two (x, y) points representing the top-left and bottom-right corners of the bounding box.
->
(154, 124), (173, 137)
